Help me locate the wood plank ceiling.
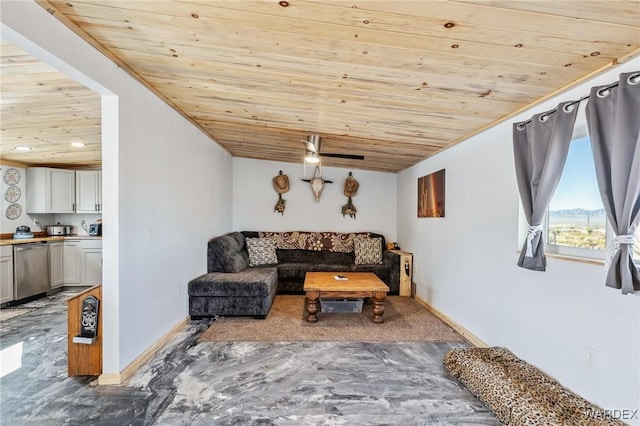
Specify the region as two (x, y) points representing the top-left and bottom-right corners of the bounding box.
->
(2, 1), (639, 172)
(0, 40), (102, 168)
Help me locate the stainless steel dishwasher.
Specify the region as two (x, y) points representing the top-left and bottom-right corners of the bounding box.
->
(13, 242), (50, 300)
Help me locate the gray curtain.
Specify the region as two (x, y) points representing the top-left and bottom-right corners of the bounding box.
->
(513, 102), (578, 270)
(586, 71), (640, 295)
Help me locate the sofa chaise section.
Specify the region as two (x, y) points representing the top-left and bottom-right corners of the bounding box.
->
(188, 268), (277, 319)
(190, 231), (277, 319)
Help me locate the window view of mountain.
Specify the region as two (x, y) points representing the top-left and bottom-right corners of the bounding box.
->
(548, 208), (606, 249)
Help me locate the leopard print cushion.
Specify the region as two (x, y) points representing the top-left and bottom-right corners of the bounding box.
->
(443, 347), (625, 426)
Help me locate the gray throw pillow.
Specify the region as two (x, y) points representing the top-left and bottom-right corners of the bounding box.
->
(210, 233), (249, 273)
(246, 237), (278, 266)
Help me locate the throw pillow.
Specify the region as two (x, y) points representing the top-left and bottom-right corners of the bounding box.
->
(246, 237), (278, 267)
(210, 233), (248, 273)
(354, 237), (383, 265)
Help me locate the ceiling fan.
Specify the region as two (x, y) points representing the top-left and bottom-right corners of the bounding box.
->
(302, 134), (365, 163)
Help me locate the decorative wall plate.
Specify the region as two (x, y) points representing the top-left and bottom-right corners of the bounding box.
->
(4, 185), (21, 203)
(3, 168), (20, 185)
(6, 203), (22, 220)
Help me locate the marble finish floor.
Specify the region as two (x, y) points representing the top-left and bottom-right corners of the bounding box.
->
(0, 291), (498, 425)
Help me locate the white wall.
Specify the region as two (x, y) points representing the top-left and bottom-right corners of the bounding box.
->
(233, 158), (397, 241)
(48, 214), (101, 236)
(398, 60), (640, 418)
(1, 1), (234, 373)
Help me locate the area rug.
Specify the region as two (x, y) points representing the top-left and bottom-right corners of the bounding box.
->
(199, 295), (465, 342)
(0, 307), (38, 321)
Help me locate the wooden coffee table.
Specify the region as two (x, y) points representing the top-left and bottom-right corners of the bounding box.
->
(303, 272), (390, 324)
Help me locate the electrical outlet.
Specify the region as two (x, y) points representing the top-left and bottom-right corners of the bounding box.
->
(586, 347), (597, 369)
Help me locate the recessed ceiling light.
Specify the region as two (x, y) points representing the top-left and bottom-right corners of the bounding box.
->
(14, 146), (32, 151)
(70, 138), (85, 147)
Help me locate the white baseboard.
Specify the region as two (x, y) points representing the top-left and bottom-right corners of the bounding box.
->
(413, 295), (488, 348)
(98, 316), (190, 385)
(97, 373), (121, 385)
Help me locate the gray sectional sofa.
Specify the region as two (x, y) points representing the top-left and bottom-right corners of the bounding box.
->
(188, 231), (400, 319)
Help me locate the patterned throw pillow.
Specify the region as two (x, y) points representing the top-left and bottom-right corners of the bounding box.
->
(258, 231), (370, 252)
(354, 237), (383, 265)
(246, 237), (278, 266)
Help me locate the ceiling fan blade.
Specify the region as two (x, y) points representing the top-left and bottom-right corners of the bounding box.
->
(320, 153), (365, 160)
(301, 135), (363, 160)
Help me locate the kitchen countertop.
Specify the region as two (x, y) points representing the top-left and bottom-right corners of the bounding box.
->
(0, 235), (102, 246)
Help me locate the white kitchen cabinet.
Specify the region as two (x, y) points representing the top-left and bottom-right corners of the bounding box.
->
(64, 239), (102, 286)
(26, 167), (76, 213)
(75, 170), (102, 213)
(80, 242), (102, 286)
(0, 246), (14, 304)
(63, 239), (81, 285)
(49, 242), (64, 288)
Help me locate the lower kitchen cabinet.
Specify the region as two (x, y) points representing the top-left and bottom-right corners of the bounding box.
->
(64, 239), (102, 286)
(0, 246), (14, 304)
(80, 242), (102, 286)
(64, 240), (82, 285)
(49, 241), (64, 288)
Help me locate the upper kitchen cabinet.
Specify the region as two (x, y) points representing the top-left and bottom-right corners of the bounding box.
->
(76, 170), (102, 213)
(26, 167), (76, 213)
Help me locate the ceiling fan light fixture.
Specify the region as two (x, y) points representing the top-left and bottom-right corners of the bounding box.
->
(301, 134), (365, 162)
(304, 151), (320, 164)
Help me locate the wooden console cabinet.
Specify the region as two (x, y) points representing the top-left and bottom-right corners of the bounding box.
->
(390, 249), (413, 296)
(68, 284), (102, 376)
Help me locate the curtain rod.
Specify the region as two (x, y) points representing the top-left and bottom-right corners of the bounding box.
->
(515, 72), (640, 130)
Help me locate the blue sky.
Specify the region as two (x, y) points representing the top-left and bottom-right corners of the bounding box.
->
(549, 136), (604, 211)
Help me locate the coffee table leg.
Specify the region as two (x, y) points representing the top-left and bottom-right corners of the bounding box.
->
(305, 292), (320, 323)
(372, 292), (386, 324)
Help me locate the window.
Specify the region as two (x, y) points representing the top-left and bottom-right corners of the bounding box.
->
(543, 118), (640, 266)
(546, 121), (607, 259)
